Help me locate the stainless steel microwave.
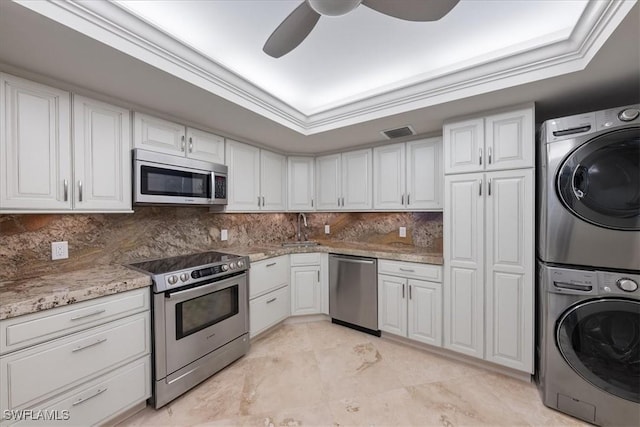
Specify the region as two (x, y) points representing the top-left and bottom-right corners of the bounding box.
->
(133, 149), (227, 206)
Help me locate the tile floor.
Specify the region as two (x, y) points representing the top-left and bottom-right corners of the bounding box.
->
(121, 320), (587, 426)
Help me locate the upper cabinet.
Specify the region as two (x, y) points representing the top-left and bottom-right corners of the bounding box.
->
(0, 73), (131, 213)
(316, 148), (372, 210)
(443, 106), (533, 174)
(287, 157), (315, 211)
(373, 137), (442, 210)
(133, 112), (224, 164)
(225, 139), (285, 211)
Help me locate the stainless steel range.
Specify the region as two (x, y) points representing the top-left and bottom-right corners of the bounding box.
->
(129, 251), (250, 408)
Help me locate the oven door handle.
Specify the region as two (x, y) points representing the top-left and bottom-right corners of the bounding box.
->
(165, 274), (244, 303)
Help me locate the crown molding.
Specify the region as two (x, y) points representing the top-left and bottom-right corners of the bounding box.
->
(14, 0), (636, 135)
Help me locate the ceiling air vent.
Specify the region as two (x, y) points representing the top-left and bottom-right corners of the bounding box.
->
(380, 125), (416, 140)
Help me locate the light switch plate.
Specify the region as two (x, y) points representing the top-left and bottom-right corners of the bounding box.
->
(221, 229), (228, 241)
(51, 241), (68, 260)
(324, 224), (330, 234)
(399, 227), (407, 238)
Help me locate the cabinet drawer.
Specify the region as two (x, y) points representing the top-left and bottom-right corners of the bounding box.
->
(290, 253), (321, 266)
(1, 288), (149, 355)
(249, 256), (289, 299)
(1, 312), (150, 411)
(250, 286), (289, 338)
(7, 356), (151, 427)
(378, 260), (442, 282)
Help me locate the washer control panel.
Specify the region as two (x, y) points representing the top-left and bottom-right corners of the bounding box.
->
(545, 265), (640, 299)
(598, 271), (640, 297)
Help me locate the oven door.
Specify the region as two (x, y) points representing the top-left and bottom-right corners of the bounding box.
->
(162, 273), (248, 376)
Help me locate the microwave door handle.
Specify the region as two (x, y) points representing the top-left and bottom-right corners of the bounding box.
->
(211, 172), (216, 199)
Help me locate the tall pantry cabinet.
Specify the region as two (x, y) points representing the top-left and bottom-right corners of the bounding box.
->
(443, 105), (534, 373)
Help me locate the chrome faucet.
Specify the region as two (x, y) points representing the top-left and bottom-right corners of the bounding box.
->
(297, 212), (308, 241)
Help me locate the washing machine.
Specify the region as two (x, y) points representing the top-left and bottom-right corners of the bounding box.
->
(537, 262), (640, 426)
(538, 104), (640, 271)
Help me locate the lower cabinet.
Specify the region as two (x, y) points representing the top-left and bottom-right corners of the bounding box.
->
(0, 288), (151, 426)
(249, 256), (290, 338)
(378, 260), (443, 347)
(290, 253), (328, 316)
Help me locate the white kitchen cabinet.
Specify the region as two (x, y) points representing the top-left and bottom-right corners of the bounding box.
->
(378, 260), (443, 347)
(443, 106), (533, 174)
(0, 73), (71, 211)
(134, 112), (225, 163)
(316, 149), (372, 210)
(290, 253), (327, 316)
(226, 140), (285, 211)
(287, 156), (315, 211)
(373, 137), (442, 210)
(0, 288), (151, 426)
(1, 73), (132, 213)
(73, 95), (131, 211)
(443, 169), (534, 372)
(249, 256), (290, 338)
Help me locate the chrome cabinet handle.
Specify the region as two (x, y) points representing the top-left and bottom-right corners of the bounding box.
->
(72, 337), (107, 353)
(258, 196), (261, 207)
(311, 198), (314, 207)
(266, 297), (277, 304)
(488, 146), (492, 164)
(401, 194), (404, 205)
(78, 180), (83, 202)
(479, 179), (482, 196)
(266, 262), (276, 267)
(181, 135), (185, 151)
(70, 309), (106, 321)
(488, 179), (492, 196)
(63, 179), (68, 202)
(341, 197), (345, 207)
(399, 267), (415, 272)
(262, 196), (265, 206)
(409, 285), (412, 300)
(479, 148), (483, 165)
(72, 387), (107, 406)
(189, 137), (193, 153)
(407, 193), (410, 205)
(317, 270), (320, 282)
(402, 283), (405, 299)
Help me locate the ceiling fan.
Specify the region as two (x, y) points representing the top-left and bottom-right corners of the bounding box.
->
(263, 0), (461, 58)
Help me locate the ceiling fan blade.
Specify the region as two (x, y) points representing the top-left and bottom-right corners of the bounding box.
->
(362, 0), (460, 22)
(263, 2), (321, 58)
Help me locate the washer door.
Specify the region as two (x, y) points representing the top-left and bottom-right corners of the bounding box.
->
(556, 298), (640, 403)
(556, 127), (639, 230)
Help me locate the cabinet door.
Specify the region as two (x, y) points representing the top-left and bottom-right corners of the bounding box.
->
(225, 140), (260, 211)
(342, 149), (372, 209)
(250, 285), (290, 338)
(377, 274), (407, 336)
(373, 143), (405, 210)
(408, 279), (442, 346)
(133, 113), (185, 156)
(485, 169), (534, 372)
(288, 156), (315, 211)
(443, 118), (484, 174)
(443, 173), (484, 358)
(260, 149), (286, 211)
(73, 95), (131, 211)
(406, 138), (442, 210)
(0, 73), (71, 210)
(186, 127), (224, 164)
(316, 154), (340, 210)
(290, 266), (321, 315)
(485, 108), (534, 171)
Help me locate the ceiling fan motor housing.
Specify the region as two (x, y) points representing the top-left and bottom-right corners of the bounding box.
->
(308, 0), (362, 16)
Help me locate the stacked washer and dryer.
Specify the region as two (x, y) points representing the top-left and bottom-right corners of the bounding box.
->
(536, 104), (640, 426)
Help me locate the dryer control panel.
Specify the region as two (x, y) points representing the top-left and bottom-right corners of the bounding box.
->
(544, 265), (640, 299)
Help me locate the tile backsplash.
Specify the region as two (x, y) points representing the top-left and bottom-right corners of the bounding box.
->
(0, 208), (441, 281)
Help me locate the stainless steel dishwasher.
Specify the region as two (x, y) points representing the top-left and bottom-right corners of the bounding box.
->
(329, 254), (380, 336)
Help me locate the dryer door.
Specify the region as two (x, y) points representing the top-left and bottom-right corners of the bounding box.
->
(556, 298), (640, 403)
(556, 127), (639, 230)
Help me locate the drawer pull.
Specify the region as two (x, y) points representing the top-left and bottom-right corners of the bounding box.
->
(266, 297), (277, 304)
(399, 268), (415, 272)
(72, 337), (107, 353)
(72, 387), (107, 406)
(266, 262), (277, 267)
(70, 309), (106, 321)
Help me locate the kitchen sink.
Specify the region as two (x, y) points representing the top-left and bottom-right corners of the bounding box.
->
(281, 241), (319, 248)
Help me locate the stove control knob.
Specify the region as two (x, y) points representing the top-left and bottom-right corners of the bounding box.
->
(237, 260), (245, 268)
(180, 273), (189, 282)
(617, 278), (638, 292)
(230, 262), (237, 270)
(167, 275), (178, 285)
(618, 108), (639, 122)
(221, 264), (229, 272)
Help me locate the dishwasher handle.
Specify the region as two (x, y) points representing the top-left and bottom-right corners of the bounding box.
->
(331, 256), (375, 265)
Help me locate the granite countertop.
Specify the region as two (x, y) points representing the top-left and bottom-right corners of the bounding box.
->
(0, 241), (440, 321)
(0, 264), (152, 320)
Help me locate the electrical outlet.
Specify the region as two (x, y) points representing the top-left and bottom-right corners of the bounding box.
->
(399, 227), (407, 238)
(324, 224), (330, 234)
(220, 229), (228, 241)
(51, 241), (68, 260)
